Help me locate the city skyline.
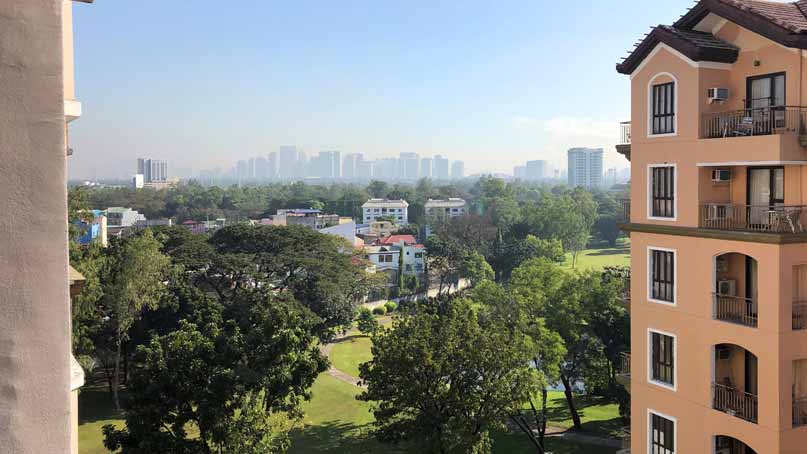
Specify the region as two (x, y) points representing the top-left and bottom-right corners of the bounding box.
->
(61, 0), (683, 181)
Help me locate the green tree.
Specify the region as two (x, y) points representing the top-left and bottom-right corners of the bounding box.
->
(356, 308), (379, 335)
(522, 189), (597, 268)
(100, 230), (170, 410)
(460, 251), (494, 285)
(358, 298), (539, 454)
(104, 292), (327, 453)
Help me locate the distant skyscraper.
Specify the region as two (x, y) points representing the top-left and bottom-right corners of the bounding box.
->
(399, 152), (420, 180)
(343, 153), (363, 179)
(278, 146), (299, 179)
(451, 161), (465, 179)
(137, 158), (168, 183)
(433, 155), (450, 180)
(235, 160), (249, 185)
(267, 152), (278, 180)
(567, 148), (603, 188)
(526, 160), (547, 181)
(514, 165), (527, 179)
(356, 158), (373, 179)
(420, 157), (433, 179)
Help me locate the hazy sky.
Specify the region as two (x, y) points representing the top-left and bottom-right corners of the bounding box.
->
(68, 0), (693, 180)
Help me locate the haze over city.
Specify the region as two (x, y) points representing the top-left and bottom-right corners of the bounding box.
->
(67, 0), (693, 181)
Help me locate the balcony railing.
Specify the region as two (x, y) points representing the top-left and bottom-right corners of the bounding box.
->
(699, 204), (807, 234)
(619, 121), (631, 144)
(713, 382), (758, 423)
(618, 352), (631, 376)
(794, 397), (807, 427)
(702, 106), (807, 139)
(620, 199), (631, 222)
(794, 301), (807, 330)
(713, 293), (758, 328)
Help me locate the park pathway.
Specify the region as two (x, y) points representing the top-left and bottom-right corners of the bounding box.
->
(319, 340), (366, 389)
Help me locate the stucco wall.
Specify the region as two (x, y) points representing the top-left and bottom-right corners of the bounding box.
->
(0, 1), (72, 452)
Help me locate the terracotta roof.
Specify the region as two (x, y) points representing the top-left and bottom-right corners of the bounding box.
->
(377, 235), (417, 246)
(618, 0), (807, 74)
(617, 25), (738, 74)
(717, 0), (807, 33)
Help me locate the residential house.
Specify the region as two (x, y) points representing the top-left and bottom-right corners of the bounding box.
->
(362, 199), (409, 225)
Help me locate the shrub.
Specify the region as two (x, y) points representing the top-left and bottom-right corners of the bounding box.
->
(384, 301), (397, 313)
(372, 306), (387, 316)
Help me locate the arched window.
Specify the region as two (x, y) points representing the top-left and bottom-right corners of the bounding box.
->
(647, 73), (678, 137)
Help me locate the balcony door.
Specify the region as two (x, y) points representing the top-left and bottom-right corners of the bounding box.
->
(747, 167), (784, 227)
(747, 73), (785, 133)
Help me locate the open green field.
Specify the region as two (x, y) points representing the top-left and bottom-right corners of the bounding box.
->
(330, 336), (373, 378)
(563, 238), (630, 270)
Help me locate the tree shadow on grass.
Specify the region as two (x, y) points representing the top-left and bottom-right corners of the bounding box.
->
(78, 383), (126, 425)
(289, 421), (411, 454)
(333, 334), (369, 344)
(541, 396), (624, 438)
(587, 247), (630, 257)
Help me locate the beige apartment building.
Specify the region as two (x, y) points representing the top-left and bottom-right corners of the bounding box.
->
(616, 1), (807, 453)
(1, 0), (91, 453)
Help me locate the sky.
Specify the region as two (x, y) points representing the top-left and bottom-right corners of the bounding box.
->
(68, 0), (695, 180)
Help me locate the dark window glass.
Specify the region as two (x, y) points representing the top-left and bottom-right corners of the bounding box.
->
(651, 332), (675, 386)
(652, 82), (675, 134)
(650, 250), (674, 302)
(651, 166), (675, 218)
(651, 413), (675, 454)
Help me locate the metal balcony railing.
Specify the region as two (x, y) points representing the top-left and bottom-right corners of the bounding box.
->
(619, 121), (631, 144)
(713, 293), (758, 328)
(793, 301), (807, 330)
(699, 204), (807, 234)
(713, 382), (758, 424)
(702, 106), (807, 139)
(794, 397), (807, 427)
(620, 199), (631, 222)
(618, 352), (631, 376)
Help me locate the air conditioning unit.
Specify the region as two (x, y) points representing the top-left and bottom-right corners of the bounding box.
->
(708, 87), (730, 102)
(718, 279), (737, 296)
(716, 345), (732, 360)
(711, 169), (731, 182)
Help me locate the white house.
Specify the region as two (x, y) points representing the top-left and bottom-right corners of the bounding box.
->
(424, 198), (467, 219)
(362, 199), (409, 225)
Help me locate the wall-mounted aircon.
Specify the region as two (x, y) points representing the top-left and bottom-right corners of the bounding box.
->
(718, 279), (737, 296)
(708, 87), (730, 102)
(711, 169), (731, 182)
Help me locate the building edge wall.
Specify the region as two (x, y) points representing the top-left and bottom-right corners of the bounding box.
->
(0, 0), (72, 452)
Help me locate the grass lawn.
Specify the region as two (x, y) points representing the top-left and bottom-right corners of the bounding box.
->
(563, 237), (630, 270)
(330, 336), (373, 378)
(78, 383), (124, 454)
(542, 392), (625, 438)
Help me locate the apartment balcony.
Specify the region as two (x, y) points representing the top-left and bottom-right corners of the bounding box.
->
(795, 398), (807, 427)
(616, 121), (631, 161)
(702, 106), (807, 142)
(794, 301), (807, 330)
(604, 265), (630, 311)
(713, 382), (758, 424)
(620, 199), (630, 223)
(713, 344), (758, 424)
(699, 204), (807, 235)
(616, 352), (631, 392)
(713, 293), (758, 328)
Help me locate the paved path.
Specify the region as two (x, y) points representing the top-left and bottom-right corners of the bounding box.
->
(319, 340), (367, 388)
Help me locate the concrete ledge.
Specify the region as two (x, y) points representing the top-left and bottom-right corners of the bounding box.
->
(619, 222), (807, 244)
